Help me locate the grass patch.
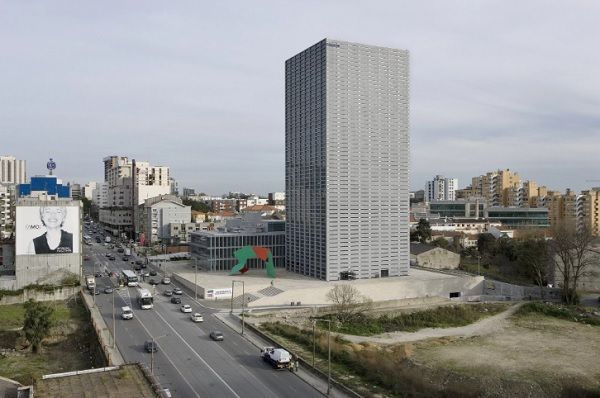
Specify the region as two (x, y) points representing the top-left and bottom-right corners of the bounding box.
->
(332, 303), (509, 336)
(515, 302), (600, 326)
(0, 301), (83, 331)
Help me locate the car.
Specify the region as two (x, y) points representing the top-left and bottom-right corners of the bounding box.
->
(136, 259), (144, 265)
(149, 278), (158, 285)
(149, 270), (158, 276)
(121, 306), (133, 320)
(173, 287), (182, 295)
(134, 265), (141, 271)
(105, 253), (111, 257)
(144, 340), (158, 353)
(210, 331), (224, 341)
(84, 255), (91, 261)
(141, 263), (147, 269)
(94, 289), (101, 295)
(117, 248), (124, 253)
(161, 277), (171, 285)
(109, 256), (115, 261)
(104, 286), (113, 294)
(122, 256), (130, 261)
(170, 296), (181, 304)
(164, 290), (173, 297)
(191, 313), (204, 322)
(94, 271), (103, 278)
(180, 304), (192, 313)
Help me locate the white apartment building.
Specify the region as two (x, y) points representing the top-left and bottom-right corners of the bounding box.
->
(82, 181), (97, 201)
(0, 184), (16, 239)
(0, 156), (26, 185)
(138, 195), (191, 244)
(425, 175), (458, 202)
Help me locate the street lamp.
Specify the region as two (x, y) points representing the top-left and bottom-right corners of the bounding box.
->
(194, 258), (198, 300)
(231, 280), (245, 335)
(311, 318), (332, 395)
(112, 287), (116, 348)
(150, 334), (168, 375)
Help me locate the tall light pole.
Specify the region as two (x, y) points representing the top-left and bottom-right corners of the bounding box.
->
(312, 320), (316, 368)
(194, 258), (198, 300)
(311, 318), (332, 395)
(231, 280), (245, 335)
(150, 334), (168, 375)
(112, 287), (116, 348)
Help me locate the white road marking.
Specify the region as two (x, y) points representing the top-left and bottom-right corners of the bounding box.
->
(152, 310), (241, 398)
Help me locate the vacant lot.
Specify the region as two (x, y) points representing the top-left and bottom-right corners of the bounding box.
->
(258, 302), (600, 397)
(0, 297), (103, 385)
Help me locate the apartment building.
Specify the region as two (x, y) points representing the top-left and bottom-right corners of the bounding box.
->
(0, 156), (26, 185)
(425, 175), (458, 202)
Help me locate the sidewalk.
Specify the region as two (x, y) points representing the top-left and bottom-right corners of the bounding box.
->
(214, 312), (356, 398)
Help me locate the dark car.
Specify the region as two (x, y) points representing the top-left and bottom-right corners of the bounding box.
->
(149, 278), (158, 285)
(164, 290), (173, 297)
(123, 256), (130, 261)
(135, 259), (144, 265)
(94, 271), (103, 278)
(134, 265), (141, 271)
(141, 263), (147, 269)
(117, 248), (124, 253)
(210, 331), (224, 341)
(173, 287), (182, 295)
(144, 340), (158, 353)
(109, 256), (115, 261)
(104, 286), (113, 294)
(149, 270), (157, 276)
(170, 296), (181, 304)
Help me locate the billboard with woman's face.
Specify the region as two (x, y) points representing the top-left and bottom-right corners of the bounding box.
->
(16, 205), (80, 255)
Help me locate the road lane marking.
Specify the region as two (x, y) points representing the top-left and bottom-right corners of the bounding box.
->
(152, 310), (241, 398)
(134, 312), (202, 398)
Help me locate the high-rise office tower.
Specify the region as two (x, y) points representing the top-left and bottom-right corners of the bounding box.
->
(0, 156), (26, 185)
(285, 39), (410, 281)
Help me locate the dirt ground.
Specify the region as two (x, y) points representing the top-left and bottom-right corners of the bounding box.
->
(412, 313), (600, 397)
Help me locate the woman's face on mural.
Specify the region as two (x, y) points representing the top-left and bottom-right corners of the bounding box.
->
(41, 207), (66, 229)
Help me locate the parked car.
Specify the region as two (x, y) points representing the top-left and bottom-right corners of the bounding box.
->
(144, 340), (158, 353)
(135, 259), (144, 265)
(210, 331), (224, 341)
(191, 313), (204, 322)
(180, 304), (192, 313)
(149, 278), (158, 285)
(170, 296), (181, 304)
(104, 286), (113, 294)
(108, 256), (115, 261)
(162, 277), (171, 285)
(149, 270), (158, 276)
(164, 290), (173, 297)
(94, 271), (103, 278)
(84, 255), (90, 261)
(173, 287), (182, 295)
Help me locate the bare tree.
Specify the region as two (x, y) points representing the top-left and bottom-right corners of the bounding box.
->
(326, 284), (372, 323)
(516, 237), (550, 299)
(550, 224), (599, 304)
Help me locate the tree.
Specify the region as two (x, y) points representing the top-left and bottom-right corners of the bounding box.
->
(431, 237), (449, 249)
(23, 299), (54, 353)
(477, 233), (496, 256)
(181, 198), (212, 214)
(415, 219), (432, 243)
(326, 285), (372, 323)
(550, 224), (599, 305)
(81, 197), (92, 217)
(515, 237), (549, 298)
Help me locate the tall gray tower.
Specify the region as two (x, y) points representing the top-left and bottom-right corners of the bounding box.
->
(285, 39), (410, 281)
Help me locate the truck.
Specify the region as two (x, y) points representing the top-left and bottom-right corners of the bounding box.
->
(85, 275), (95, 290)
(260, 347), (292, 369)
(136, 288), (154, 310)
(105, 236), (111, 243)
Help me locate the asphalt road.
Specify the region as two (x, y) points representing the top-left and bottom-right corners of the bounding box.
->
(83, 239), (322, 398)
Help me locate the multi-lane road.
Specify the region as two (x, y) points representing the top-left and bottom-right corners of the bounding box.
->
(83, 240), (321, 398)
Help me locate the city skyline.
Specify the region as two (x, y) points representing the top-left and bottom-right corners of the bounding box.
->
(2, 2), (599, 193)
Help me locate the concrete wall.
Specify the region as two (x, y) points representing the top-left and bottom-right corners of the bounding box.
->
(0, 276), (16, 290)
(14, 253), (81, 289)
(0, 285), (79, 305)
(247, 275), (484, 307)
(411, 248), (460, 270)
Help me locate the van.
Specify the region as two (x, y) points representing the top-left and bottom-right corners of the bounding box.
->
(121, 306), (133, 320)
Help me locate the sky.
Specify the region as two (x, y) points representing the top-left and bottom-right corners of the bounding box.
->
(1, 1), (599, 195)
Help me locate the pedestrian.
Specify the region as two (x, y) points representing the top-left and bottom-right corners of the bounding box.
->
(294, 360), (299, 372)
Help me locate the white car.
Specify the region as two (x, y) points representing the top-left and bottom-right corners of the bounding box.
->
(191, 313), (204, 322)
(180, 304), (192, 313)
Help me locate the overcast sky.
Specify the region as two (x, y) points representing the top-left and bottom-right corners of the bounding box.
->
(1, 1), (599, 195)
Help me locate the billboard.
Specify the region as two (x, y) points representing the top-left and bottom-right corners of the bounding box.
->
(16, 205), (80, 255)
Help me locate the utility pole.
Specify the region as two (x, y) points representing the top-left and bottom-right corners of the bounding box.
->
(194, 258), (198, 300)
(230, 281), (234, 314)
(327, 319), (331, 395)
(312, 320), (316, 368)
(112, 288), (116, 348)
(241, 281), (245, 335)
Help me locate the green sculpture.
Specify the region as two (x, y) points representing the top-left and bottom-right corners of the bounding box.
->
(230, 245), (276, 278)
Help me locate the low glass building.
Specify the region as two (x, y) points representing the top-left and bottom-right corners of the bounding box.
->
(189, 213), (285, 272)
